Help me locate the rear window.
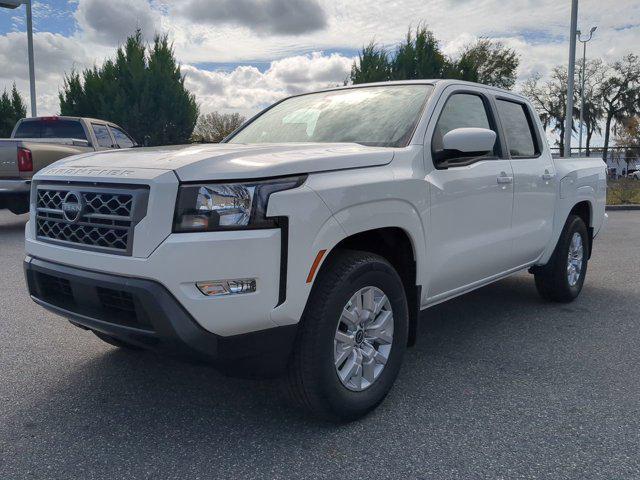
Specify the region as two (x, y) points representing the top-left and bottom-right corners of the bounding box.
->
(496, 100), (538, 157)
(92, 124), (113, 148)
(109, 126), (135, 148)
(13, 119), (87, 140)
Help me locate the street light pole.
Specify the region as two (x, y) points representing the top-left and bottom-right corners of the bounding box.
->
(0, 0), (36, 117)
(25, 0), (36, 117)
(564, 0), (579, 158)
(577, 26), (597, 155)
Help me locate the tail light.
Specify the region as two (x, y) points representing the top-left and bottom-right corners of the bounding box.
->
(17, 147), (33, 172)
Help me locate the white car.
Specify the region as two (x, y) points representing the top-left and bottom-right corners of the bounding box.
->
(24, 80), (606, 421)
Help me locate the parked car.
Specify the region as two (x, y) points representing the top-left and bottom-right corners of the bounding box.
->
(0, 116), (136, 214)
(23, 81), (606, 421)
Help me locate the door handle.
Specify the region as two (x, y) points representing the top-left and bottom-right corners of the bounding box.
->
(497, 175), (513, 184)
(542, 171), (556, 181)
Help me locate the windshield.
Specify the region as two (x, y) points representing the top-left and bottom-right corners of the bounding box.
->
(228, 84), (433, 148)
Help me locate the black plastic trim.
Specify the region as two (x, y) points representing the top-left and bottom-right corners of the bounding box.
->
(275, 217), (289, 307)
(24, 256), (297, 378)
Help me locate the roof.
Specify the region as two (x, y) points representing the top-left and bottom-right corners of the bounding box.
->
(19, 116), (121, 127)
(293, 79), (528, 101)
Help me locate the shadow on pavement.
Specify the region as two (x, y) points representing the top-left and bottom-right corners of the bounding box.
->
(0, 213), (28, 234)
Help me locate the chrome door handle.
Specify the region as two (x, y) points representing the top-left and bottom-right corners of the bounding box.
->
(542, 172), (556, 180)
(497, 176), (513, 184)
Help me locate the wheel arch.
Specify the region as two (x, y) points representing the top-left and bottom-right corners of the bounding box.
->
(569, 200), (594, 258)
(316, 226), (422, 346)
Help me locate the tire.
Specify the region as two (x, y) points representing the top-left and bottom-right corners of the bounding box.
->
(93, 331), (142, 351)
(285, 250), (409, 422)
(534, 215), (589, 303)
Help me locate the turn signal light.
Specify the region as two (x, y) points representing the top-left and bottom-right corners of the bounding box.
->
(196, 279), (257, 297)
(17, 147), (33, 172)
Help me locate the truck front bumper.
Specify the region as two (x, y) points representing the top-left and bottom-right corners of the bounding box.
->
(24, 256), (297, 377)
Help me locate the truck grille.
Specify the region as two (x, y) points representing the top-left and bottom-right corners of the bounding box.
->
(35, 184), (149, 255)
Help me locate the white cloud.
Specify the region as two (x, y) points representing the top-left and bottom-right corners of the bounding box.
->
(0, 31), (95, 114)
(183, 52), (353, 116)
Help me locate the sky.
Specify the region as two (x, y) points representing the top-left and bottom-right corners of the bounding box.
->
(0, 0), (638, 146)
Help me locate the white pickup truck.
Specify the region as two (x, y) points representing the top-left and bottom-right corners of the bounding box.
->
(24, 81), (606, 421)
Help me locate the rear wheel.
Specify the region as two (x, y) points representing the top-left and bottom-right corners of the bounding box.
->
(534, 215), (588, 302)
(285, 250), (409, 422)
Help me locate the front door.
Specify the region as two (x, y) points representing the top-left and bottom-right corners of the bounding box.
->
(425, 88), (515, 300)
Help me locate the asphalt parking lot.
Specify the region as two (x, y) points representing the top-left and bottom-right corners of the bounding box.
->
(1, 210), (639, 480)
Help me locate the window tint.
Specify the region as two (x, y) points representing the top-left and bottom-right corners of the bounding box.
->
(432, 93), (496, 155)
(13, 121), (40, 138)
(496, 100), (537, 157)
(110, 126), (135, 148)
(92, 124), (113, 148)
(13, 119), (87, 140)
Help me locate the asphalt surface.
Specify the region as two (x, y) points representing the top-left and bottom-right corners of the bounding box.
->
(1, 210), (639, 480)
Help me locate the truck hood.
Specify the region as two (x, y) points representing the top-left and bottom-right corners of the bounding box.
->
(47, 143), (395, 181)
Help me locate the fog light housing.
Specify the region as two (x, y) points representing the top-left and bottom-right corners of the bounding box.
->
(196, 279), (257, 297)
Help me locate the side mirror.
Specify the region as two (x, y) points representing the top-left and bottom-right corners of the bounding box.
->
(436, 127), (496, 168)
(72, 139), (90, 147)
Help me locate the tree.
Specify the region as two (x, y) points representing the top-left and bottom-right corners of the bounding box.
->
(59, 30), (198, 146)
(350, 42), (391, 84)
(522, 67), (574, 153)
(452, 38), (519, 90)
(350, 26), (519, 89)
(0, 84), (27, 137)
(598, 54), (640, 161)
(192, 112), (246, 143)
(614, 116), (640, 171)
(575, 59), (607, 156)
(391, 26), (448, 81)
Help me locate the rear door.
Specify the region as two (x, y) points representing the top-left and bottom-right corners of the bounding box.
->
(495, 97), (556, 265)
(425, 86), (515, 300)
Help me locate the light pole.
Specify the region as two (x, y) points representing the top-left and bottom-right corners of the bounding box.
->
(0, 0), (37, 117)
(577, 26), (597, 155)
(564, 0), (579, 158)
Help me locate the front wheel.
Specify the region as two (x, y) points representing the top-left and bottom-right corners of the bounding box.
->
(534, 215), (589, 302)
(285, 250), (409, 422)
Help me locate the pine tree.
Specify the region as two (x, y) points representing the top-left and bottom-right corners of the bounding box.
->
(0, 83), (27, 137)
(59, 30), (198, 146)
(350, 43), (391, 84)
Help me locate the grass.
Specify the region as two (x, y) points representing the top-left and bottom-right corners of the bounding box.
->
(607, 178), (640, 205)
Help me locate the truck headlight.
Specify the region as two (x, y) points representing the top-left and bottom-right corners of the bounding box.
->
(173, 176), (305, 232)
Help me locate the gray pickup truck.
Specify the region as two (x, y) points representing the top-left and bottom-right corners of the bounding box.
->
(0, 116), (136, 214)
